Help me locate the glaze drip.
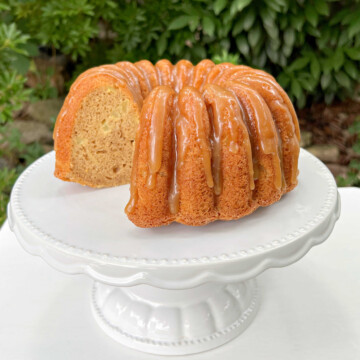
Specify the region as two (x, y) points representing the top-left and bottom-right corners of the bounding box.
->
(178, 87), (214, 189)
(147, 87), (175, 189)
(203, 84), (253, 195)
(122, 60), (300, 223)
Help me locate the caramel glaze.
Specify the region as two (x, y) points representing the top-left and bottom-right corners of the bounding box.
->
(224, 82), (283, 205)
(173, 87), (218, 225)
(204, 63), (235, 87)
(173, 60), (194, 93)
(90, 60), (301, 226)
(116, 61), (152, 98)
(73, 65), (143, 108)
(125, 86), (176, 227)
(135, 60), (159, 92)
(155, 59), (174, 87)
(232, 75), (299, 190)
(227, 70), (300, 142)
(191, 59), (215, 90)
(202, 84), (257, 220)
(214, 67), (299, 191)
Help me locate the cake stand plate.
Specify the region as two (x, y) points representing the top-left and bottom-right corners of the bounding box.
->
(7, 149), (340, 355)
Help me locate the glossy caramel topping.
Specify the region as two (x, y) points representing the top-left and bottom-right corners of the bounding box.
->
(121, 61), (300, 220)
(234, 75), (299, 185)
(203, 84), (254, 194)
(226, 81), (282, 190)
(117, 61), (152, 98)
(147, 86), (176, 189)
(205, 63), (235, 86)
(178, 87), (214, 188)
(71, 65), (143, 108)
(191, 59), (215, 91)
(173, 60), (194, 93)
(229, 72), (300, 142)
(155, 59), (174, 87)
(125, 86), (175, 213)
(135, 60), (159, 92)
(115, 62), (143, 103)
(168, 96), (180, 214)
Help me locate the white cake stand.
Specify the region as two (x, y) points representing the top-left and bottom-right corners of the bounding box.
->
(7, 149), (340, 356)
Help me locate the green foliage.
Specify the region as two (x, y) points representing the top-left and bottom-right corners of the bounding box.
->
(0, 126), (45, 164)
(0, 70), (32, 124)
(0, 125), (45, 226)
(1, 0), (359, 107)
(31, 67), (58, 100)
(0, 22), (33, 124)
(0, 167), (18, 225)
(337, 118), (360, 187)
(212, 50), (240, 64)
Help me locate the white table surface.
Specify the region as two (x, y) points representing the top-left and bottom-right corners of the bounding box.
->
(0, 187), (359, 360)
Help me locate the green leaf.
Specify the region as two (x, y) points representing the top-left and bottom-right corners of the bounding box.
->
(288, 57), (310, 71)
(21, 42), (39, 57)
(338, 31), (350, 47)
(236, 35), (250, 56)
(314, 0), (329, 16)
(264, 22), (279, 39)
(266, 44), (279, 63)
(310, 56), (321, 80)
(277, 72), (290, 88)
(305, 5), (318, 27)
(345, 48), (360, 60)
(203, 17), (215, 36)
(0, 3), (10, 11)
(284, 28), (295, 47)
(248, 25), (261, 48)
(335, 71), (351, 88)
(230, 0), (252, 17)
(329, 9), (348, 26)
(191, 45), (207, 60)
(232, 20), (244, 36)
(322, 58), (333, 74)
(156, 33), (167, 56)
(297, 92), (306, 109)
(344, 61), (358, 79)
(282, 43), (292, 57)
(168, 16), (191, 30)
(243, 8), (256, 31)
(321, 73), (332, 89)
(188, 16), (200, 32)
(348, 19), (360, 38)
(332, 48), (345, 71)
(291, 78), (302, 99)
(306, 25), (321, 37)
(214, 0), (227, 15)
(12, 53), (30, 75)
(299, 77), (314, 91)
(291, 14), (305, 31)
(265, 0), (282, 12)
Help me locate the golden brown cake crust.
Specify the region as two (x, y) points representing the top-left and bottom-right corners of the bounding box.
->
(54, 60), (300, 227)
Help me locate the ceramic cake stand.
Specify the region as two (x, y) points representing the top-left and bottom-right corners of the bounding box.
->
(7, 149), (340, 356)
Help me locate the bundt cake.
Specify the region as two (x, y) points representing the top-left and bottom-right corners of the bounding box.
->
(54, 59), (300, 227)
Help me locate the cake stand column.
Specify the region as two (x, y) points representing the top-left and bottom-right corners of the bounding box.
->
(91, 279), (259, 355)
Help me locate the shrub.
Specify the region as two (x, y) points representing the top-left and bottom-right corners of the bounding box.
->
(0, 20), (33, 124)
(4, 0), (360, 108)
(337, 118), (360, 187)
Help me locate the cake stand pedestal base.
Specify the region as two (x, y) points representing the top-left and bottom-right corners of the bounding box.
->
(91, 280), (259, 355)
